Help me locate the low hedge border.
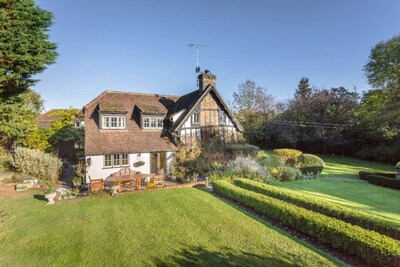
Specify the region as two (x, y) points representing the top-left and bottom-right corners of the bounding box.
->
(365, 175), (400, 190)
(213, 180), (400, 267)
(359, 171), (396, 180)
(233, 178), (400, 239)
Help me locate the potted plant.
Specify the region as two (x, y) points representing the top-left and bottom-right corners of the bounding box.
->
(110, 182), (119, 196)
(72, 176), (82, 187)
(44, 181), (58, 205)
(396, 162), (400, 180)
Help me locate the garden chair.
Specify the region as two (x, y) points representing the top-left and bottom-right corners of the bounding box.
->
(89, 176), (104, 192)
(151, 168), (165, 187)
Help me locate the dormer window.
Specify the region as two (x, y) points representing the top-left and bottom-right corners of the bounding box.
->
(142, 116), (164, 130)
(101, 115), (126, 129)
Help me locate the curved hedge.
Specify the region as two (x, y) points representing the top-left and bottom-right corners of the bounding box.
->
(233, 179), (400, 239)
(298, 154), (325, 175)
(365, 175), (400, 190)
(359, 171), (396, 180)
(213, 180), (400, 266)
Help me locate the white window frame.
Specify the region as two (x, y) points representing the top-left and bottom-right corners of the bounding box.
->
(104, 154), (129, 168)
(142, 116), (164, 130)
(101, 115), (126, 129)
(192, 113), (200, 125)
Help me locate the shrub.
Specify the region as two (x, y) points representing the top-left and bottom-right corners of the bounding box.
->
(12, 147), (62, 184)
(396, 162), (400, 168)
(359, 171), (396, 180)
(298, 154), (325, 175)
(226, 143), (260, 158)
(0, 155), (13, 172)
(225, 157), (269, 182)
(364, 175), (400, 190)
(277, 166), (298, 181)
(273, 149), (302, 167)
(213, 180), (400, 266)
(233, 178), (400, 239)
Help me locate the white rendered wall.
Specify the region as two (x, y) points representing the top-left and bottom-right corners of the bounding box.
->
(85, 153), (151, 182)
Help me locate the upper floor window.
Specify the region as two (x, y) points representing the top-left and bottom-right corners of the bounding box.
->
(143, 116), (164, 130)
(219, 111), (226, 125)
(102, 115), (126, 129)
(192, 113), (200, 125)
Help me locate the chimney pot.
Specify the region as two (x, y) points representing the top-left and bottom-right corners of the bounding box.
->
(198, 69), (216, 93)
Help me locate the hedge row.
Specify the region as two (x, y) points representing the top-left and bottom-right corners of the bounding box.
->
(359, 171), (396, 180)
(364, 175), (400, 190)
(213, 180), (400, 266)
(233, 178), (400, 240)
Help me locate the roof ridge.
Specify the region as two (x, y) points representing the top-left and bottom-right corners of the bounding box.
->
(104, 90), (180, 98)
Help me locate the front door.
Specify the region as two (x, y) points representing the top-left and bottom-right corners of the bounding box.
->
(150, 152), (167, 174)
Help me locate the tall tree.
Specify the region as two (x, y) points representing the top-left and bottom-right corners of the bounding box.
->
(232, 80), (278, 146)
(295, 77), (312, 99)
(0, 0), (57, 97)
(0, 0), (57, 146)
(364, 34), (400, 90)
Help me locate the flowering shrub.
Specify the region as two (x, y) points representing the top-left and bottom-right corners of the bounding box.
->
(12, 147), (62, 184)
(226, 157), (269, 182)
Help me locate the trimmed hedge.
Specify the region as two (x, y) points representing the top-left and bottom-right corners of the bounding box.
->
(298, 154), (325, 175)
(213, 181), (400, 266)
(365, 175), (400, 190)
(359, 171), (396, 180)
(233, 178), (400, 239)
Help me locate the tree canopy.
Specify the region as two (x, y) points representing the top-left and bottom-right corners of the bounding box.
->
(0, 0), (57, 147)
(364, 34), (400, 90)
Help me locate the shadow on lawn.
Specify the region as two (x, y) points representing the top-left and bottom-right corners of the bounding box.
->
(33, 194), (46, 202)
(153, 245), (296, 267)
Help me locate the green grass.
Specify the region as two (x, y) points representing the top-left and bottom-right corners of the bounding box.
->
(319, 154), (394, 179)
(258, 150), (400, 222)
(0, 189), (343, 267)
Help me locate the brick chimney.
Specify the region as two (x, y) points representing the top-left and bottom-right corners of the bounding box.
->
(198, 69), (216, 93)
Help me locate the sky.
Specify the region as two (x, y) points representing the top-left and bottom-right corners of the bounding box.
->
(33, 0), (400, 111)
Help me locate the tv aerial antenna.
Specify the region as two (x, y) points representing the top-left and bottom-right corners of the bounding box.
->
(188, 44), (206, 73)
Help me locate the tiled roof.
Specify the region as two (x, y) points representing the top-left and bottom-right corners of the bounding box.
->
(35, 109), (66, 129)
(84, 91), (180, 156)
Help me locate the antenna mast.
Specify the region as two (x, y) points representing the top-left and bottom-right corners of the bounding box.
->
(188, 44), (206, 73)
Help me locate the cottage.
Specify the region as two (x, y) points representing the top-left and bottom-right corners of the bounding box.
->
(83, 70), (243, 182)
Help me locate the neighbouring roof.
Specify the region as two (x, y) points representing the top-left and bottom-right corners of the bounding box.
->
(35, 109), (81, 129)
(84, 91), (180, 155)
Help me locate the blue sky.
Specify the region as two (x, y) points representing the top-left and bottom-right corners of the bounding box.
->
(34, 0), (400, 110)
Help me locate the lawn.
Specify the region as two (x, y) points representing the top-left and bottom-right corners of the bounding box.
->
(0, 188), (343, 267)
(259, 150), (400, 222)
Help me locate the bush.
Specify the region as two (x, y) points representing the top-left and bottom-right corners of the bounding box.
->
(273, 149), (302, 167)
(355, 144), (400, 163)
(277, 166), (298, 181)
(233, 178), (400, 239)
(12, 147), (62, 184)
(364, 175), (400, 190)
(225, 143), (260, 158)
(213, 180), (400, 266)
(359, 171), (396, 180)
(396, 162), (400, 168)
(0, 155), (13, 172)
(225, 157), (269, 182)
(298, 154), (325, 176)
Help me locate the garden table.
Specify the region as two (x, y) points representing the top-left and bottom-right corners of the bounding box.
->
(106, 173), (150, 192)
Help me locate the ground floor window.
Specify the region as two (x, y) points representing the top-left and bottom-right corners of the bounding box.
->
(104, 154), (129, 168)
